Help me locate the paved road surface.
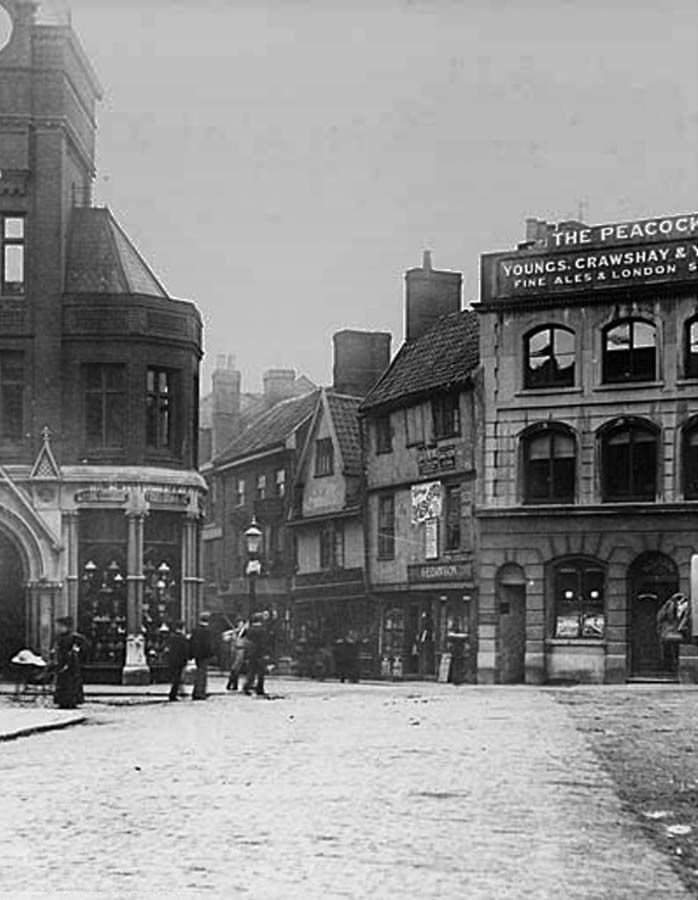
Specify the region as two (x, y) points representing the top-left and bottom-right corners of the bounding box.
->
(0, 681), (688, 899)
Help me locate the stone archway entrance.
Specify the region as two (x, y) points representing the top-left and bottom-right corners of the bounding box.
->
(629, 552), (679, 678)
(0, 530), (26, 671)
(497, 564), (526, 684)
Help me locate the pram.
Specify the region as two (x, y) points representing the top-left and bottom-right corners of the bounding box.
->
(10, 649), (54, 702)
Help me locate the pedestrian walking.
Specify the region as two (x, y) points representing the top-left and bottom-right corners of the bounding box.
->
(189, 611), (214, 701)
(52, 616), (85, 709)
(167, 620), (189, 702)
(226, 619), (249, 691)
(243, 611), (270, 696)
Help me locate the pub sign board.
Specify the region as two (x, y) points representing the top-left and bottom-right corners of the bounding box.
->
(481, 211), (698, 301)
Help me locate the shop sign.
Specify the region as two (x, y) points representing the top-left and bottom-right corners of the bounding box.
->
(408, 562), (472, 583)
(74, 486), (127, 504)
(543, 213), (698, 252)
(417, 444), (457, 476)
(425, 519), (439, 560)
(486, 240), (697, 300)
(145, 488), (189, 508)
(411, 481), (442, 524)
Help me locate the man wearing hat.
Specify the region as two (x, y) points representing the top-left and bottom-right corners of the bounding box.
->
(189, 611), (215, 701)
(52, 616), (86, 709)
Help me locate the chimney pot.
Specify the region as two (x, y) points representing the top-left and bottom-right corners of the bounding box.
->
(422, 250), (433, 270)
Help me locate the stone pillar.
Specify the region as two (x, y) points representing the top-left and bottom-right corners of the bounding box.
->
(63, 512), (80, 625)
(122, 511), (148, 685)
(182, 513), (200, 629)
(678, 643), (698, 684)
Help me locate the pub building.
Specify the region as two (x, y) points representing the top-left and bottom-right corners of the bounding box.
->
(475, 212), (698, 684)
(0, 1), (204, 683)
(359, 253), (480, 682)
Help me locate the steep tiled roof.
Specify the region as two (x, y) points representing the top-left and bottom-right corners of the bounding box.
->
(326, 392), (363, 476)
(215, 391), (319, 465)
(359, 309), (479, 413)
(65, 208), (168, 297)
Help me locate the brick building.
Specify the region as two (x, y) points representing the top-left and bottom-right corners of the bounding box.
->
(0, 1), (204, 682)
(359, 254), (480, 682)
(476, 212), (698, 685)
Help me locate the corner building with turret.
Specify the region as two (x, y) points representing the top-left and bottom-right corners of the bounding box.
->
(0, 1), (204, 683)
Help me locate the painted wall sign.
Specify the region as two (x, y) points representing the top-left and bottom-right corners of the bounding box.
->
(484, 239), (697, 300)
(411, 481), (442, 524)
(544, 213), (698, 252)
(417, 444), (457, 476)
(408, 561), (473, 583)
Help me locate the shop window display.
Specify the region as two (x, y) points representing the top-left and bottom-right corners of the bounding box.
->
(142, 512), (183, 670)
(78, 511), (128, 668)
(553, 559), (605, 639)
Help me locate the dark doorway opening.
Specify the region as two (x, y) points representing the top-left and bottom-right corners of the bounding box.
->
(0, 531), (26, 672)
(629, 552), (680, 678)
(497, 564), (526, 684)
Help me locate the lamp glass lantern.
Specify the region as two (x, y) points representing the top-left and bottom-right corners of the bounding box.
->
(245, 520), (263, 557)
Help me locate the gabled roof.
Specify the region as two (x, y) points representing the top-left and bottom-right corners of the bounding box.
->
(359, 309), (480, 413)
(214, 390), (319, 465)
(65, 207), (169, 298)
(325, 391), (363, 476)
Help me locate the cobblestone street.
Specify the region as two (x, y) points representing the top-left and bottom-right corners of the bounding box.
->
(0, 680), (690, 899)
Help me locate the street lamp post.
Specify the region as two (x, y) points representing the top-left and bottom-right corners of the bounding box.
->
(244, 519), (263, 621)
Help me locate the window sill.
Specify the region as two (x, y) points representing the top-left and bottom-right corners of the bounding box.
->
(517, 386), (581, 397)
(677, 377), (698, 386)
(376, 448), (393, 456)
(593, 380), (664, 392)
(546, 638), (605, 647)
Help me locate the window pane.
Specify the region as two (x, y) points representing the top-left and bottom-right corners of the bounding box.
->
(528, 330), (552, 367)
(1, 384), (23, 440)
(554, 433), (575, 458)
(554, 329), (574, 357)
(632, 435), (656, 497)
(4, 244), (24, 284)
(634, 322), (656, 349)
(552, 456), (575, 500)
(528, 433), (552, 460)
(105, 366), (125, 391)
(85, 395), (104, 445)
(4, 217), (24, 239)
(527, 459), (551, 499)
(684, 427), (698, 499)
(105, 395), (125, 446)
(604, 441), (630, 497)
(607, 323), (631, 349)
(0, 351), (23, 382)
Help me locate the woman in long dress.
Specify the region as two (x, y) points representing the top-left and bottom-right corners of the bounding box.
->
(53, 616), (85, 709)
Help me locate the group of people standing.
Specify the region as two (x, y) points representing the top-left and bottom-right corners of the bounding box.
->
(224, 612), (272, 697)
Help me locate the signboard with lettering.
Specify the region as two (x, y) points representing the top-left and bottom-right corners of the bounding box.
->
(408, 562), (473, 584)
(417, 444), (457, 477)
(74, 487), (127, 505)
(411, 481), (442, 524)
(481, 211), (698, 301)
(542, 213), (698, 252)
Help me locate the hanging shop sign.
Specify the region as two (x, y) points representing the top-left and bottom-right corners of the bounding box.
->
(408, 561), (473, 584)
(417, 444), (457, 477)
(411, 481), (442, 524)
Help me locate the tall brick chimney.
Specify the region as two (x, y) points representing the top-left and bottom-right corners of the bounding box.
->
(263, 369), (296, 404)
(404, 250), (462, 343)
(333, 330), (391, 398)
(211, 354), (240, 457)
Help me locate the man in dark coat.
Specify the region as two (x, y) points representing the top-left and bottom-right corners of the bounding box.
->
(167, 620), (189, 702)
(189, 611), (214, 701)
(243, 611), (270, 696)
(52, 616), (85, 709)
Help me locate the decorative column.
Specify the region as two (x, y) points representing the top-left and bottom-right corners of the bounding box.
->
(63, 511), (80, 626)
(122, 510), (149, 685)
(181, 512), (201, 629)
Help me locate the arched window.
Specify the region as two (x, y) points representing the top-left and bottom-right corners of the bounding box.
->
(601, 419), (658, 501)
(524, 326), (575, 389)
(603, 319), (657, 383)
(522, 425), (575, 503)
(552, 558), (605, 639)
(683, 420), (698, 500)
(685, 318), (698, 379)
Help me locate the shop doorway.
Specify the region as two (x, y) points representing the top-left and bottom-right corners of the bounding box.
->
(497, 564), (526, 684)
(0, 531), (26, 672)
(629, 552), (679, 678)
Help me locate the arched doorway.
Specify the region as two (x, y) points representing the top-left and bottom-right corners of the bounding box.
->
(497, 563), (526, 684)
(629, 552), (679, 677)
(0, 530), (27, 671)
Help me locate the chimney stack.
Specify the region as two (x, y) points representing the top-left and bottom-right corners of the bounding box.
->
(211, 354), (240, 457)
(263, 369), (296, 405)
(404, 250), (461, 343)
(333, 330), (392, 398)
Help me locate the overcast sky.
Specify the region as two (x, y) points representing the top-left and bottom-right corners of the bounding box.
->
(61, 0), (698, 392)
